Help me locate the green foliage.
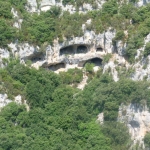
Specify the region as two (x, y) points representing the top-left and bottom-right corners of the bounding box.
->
(144, 42), (150, 57)
(113, 30), (125, 41)
(60, 68), (83, 84)
(102, 122), (131, 149)
(0, 1), (12, 19)
(85, 63), (94, 73)
(144, 133), (150, 148)
(102, 0), (118, 16)
(126, 35), (144, 63)
(1, 61), (150, 149)
(103, 54), (112, 64)
(0, 19), (15, 47)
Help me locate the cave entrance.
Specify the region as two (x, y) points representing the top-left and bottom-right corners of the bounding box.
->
(48, 63), (66, 71)
(76, 45), (88, 53)
(96, 47), (103, 52)
(60, 46), (75, 56)
(83, 58), (103, 67)
(29, 52), (45, 62)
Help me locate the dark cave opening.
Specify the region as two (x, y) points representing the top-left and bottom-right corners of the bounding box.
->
(96, 47), (103, 52)
(76, 45), (88, 53)
(48, 63), (66, 71)
(29, 53), (45, 62)
(60, 45), (89, 56)
(60, 46), (75, 56)
(83, 58), (103, 67)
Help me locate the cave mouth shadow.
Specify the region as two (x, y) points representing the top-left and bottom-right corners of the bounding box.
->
(47, 63), (66, 71)
(96, 47), (103, 52)
(76, 45), (88, 53)
(60, 45), (88, 56)
(27, 52), (45, 62)
(83, 57), (103, 67)
(60, 46), (74, 56)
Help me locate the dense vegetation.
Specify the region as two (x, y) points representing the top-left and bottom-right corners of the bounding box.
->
(0, 60), (150, 149)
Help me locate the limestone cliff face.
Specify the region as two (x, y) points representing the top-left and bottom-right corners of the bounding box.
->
(132, 33), (150, 81)
(118, 103), (150, 149)
(0, 94), (29, 111)
(136, 0), (150, 7)
(26, 0), (150, 13)
(26, 0), (106, 13)
(0, 29), (118, 70)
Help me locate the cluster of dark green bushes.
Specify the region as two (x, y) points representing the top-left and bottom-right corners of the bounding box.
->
(60, 68), (83, 85)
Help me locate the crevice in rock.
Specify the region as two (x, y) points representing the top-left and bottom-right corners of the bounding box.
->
(96, 47), (103, 52)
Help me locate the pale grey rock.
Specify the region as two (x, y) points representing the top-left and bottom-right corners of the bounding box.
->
(0, 48), (10, 68)
(40, 0), (55, 11)
(103, 61), (119, 81)
(26, 0), (38, 12)
(97, 112), (104, 124)
(0, 94), (29, 111)
(11, 8), (22, 29)
(118, 103), (150, 149)
(132, 33), (150, 81)
(77, 72), (88, 90)
(26, 0), (107, 13)
(8, 43), (40, 60)
(0, 94), (12, 110)
(45, 29), (116, 69)
(136, 0), (150, 7)
(116, 41), (127, 56)
(0, 29), (117, 70)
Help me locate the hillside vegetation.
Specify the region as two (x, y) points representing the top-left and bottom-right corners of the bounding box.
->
(1, 0), (150, 149)
(0, 60), (150, 149)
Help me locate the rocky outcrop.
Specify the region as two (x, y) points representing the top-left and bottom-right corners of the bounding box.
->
(118, 103), (150, 149)
(45, 29), (116, 69)
(0, 48), (10, 68)
(132, 33), (150, 81)
(26, 0), (106, 13)
(136, 0), (150, 7)
(0, 94), (12, 110)
(0, 94), (29, 111)
(11, 8), (22, 29)
(0, 29), (117, 70)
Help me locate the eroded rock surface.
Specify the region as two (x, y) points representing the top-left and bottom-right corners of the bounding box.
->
(118, 103), (150, 149)
(26, 0), (107, 13)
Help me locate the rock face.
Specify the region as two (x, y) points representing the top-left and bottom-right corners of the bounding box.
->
(44, 29), (116, 70)
(11, 8), (22, 29)
(132, 33), (150, 81)
(26, 0), (106, 13)
(0, 29), (117, 70)
(136, 0), (150, 7)
(118, 103), (150, 149)
(0, 94), (12, 110)
(0, 94), (29, 111)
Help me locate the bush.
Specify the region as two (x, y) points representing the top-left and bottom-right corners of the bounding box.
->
(144, 42), (150, 57)
(144, 133), (150, 148)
